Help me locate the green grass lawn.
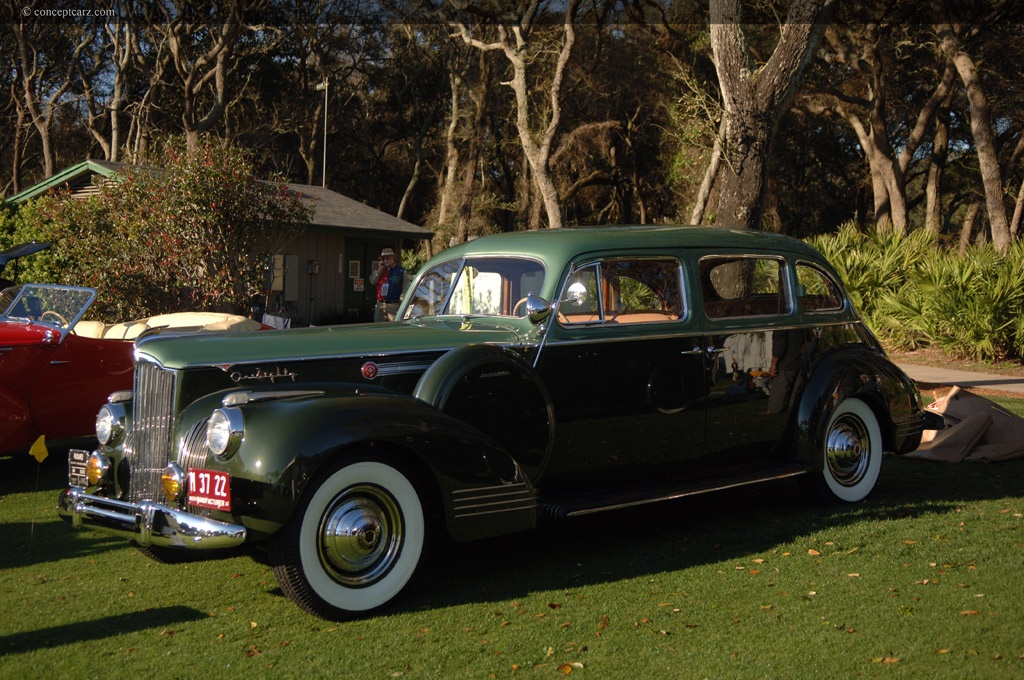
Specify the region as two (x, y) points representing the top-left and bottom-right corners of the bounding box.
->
(3, 422), (1023, 679)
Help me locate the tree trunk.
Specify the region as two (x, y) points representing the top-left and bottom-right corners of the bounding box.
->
(939, 25), (1011, 251)
(690, 118), (725, 225)
(925, 88), (954, 234)
(153, 4), (243, 155)
(435, 71), (464, 232)
(959, 200), (982, 254)
(456, 0), (580, 230)
(709, 0), (835, 230)
(1010, 176), (1024, 239)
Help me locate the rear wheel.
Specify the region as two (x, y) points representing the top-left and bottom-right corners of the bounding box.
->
(270, 457), (425, 619)
(801, 399), (882, 504)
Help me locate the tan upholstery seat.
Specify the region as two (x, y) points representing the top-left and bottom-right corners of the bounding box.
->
(72, 320), (108, 339)
(73, 312), (260, 341)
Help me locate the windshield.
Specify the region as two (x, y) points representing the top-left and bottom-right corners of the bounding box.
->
(402, 256), (546, 320)
(0, 284), (96, 333)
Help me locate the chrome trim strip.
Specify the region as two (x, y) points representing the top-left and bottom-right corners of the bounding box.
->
(375, 361), (435, 376)
(453, 502), (538, 518)
(451, 484), (537, 518)
(564, 468), (808, 517)
(544, 319), (864, 348)
(222, 389), (325, 406)
(136, 345), (510, 371)
(451, 483), (531, 495)
(57, 487), (246, 549)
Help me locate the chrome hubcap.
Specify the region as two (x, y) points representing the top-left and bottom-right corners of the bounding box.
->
(826, 415), (871, 487)
(319, 485), (402, 587)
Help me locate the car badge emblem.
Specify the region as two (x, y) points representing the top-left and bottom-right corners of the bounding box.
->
(361, 362), (379, 380)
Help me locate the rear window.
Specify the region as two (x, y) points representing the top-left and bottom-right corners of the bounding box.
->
(795, 263), (843, 312)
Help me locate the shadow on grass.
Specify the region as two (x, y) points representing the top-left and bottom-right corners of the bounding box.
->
(0, 606), (208, 656)
(2, 518), (131, 569)
(10, 441), (1022, 620)
(384, 457), (1024, 615)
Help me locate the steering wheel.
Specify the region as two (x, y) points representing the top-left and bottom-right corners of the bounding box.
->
(512, 297), (530, 316)
(41, 310), (70, 326)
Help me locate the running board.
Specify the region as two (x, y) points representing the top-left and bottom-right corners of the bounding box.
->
(540, 463), (810, 519)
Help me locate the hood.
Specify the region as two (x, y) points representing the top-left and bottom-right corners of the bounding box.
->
(135, 317), (535, 370)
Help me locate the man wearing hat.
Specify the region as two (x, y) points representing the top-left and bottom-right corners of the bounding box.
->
(371, 247), (405, 321)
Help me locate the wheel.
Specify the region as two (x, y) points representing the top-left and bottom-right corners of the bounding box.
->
(270, 457), (425, 619)
(512, 297), (529, 316)
(801, 399), (882, 504)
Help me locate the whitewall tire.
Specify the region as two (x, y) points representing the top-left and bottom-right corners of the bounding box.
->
(803, 398), (883, 504)
(271, 458), (425, 619)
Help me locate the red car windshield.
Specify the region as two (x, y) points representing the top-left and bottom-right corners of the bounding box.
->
(0, 284), (96, 333)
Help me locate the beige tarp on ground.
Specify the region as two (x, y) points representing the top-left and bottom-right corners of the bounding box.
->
(906, 386), (1024, 462)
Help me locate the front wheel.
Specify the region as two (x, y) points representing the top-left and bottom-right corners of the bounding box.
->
(270, 457), (425, 619)
(801, 399), (883, 504)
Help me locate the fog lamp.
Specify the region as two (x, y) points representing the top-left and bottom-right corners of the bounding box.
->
(86, 451), (111, 486)
(162, 463), (185, 503)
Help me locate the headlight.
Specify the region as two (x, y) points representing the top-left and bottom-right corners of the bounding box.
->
(207, 407), (244, 459)
(95, 402), (127, 446)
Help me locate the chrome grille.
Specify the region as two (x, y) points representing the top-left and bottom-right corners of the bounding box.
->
(180, 417), (211, 472)
(125, 361), (178, 503)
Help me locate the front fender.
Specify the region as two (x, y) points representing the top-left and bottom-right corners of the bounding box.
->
(794, 347), (924, 467)
(414, 344), (554, 482)
(177, 385), (536, 542)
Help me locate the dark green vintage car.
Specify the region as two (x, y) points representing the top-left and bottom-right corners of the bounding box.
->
(59, 226), (928, 619)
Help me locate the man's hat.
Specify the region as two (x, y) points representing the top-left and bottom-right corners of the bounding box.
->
(381, 247), (396, 257)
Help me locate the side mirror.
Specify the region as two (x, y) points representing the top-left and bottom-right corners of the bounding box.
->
(524, 294), (553, 325)
(565, 281), (588, 307)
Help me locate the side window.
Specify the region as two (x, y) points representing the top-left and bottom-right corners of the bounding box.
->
(560, 259), (683, 325)
(795, 263), (843, 312)
(700, 256), (790, 319)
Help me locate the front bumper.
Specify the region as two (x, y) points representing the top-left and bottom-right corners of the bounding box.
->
(57, 487), (246, 549)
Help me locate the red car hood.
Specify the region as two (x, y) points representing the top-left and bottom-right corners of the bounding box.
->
(0, 320), (60, 346)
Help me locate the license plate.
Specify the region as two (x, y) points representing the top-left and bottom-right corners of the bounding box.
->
(188, 468), (232, 511)
(68, 449), (89, 487)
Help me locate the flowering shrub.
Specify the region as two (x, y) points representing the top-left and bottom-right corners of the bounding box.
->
(3, 138), (311, 320)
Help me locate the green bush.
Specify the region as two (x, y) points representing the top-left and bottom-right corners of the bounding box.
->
(809, 224), (1024, 362)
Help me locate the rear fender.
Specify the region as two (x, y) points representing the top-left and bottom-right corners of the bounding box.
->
(794, 348), (922, 467)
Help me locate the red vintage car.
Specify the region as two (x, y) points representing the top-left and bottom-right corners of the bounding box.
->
(1, 283), (264, 455)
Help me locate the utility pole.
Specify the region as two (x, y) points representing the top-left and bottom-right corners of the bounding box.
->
(314, 78), (328, 188)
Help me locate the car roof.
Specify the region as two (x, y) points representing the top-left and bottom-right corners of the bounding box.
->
(436, 226), (827, 268)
